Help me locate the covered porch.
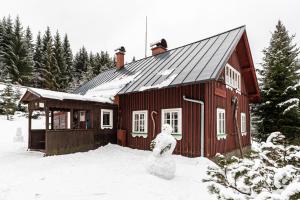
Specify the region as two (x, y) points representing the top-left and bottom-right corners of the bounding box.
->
(21, 88), (118, 156)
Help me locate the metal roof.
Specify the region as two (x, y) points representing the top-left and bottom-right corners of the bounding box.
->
(74, 26), (246, 95)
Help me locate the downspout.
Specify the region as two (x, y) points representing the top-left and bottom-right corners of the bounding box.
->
(183, 96), (205, 157)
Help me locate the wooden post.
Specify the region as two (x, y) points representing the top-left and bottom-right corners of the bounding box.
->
(70, 109), (73, 129)
(45, 107), (49, 131)
(28, 109), (32, 150)
(51, 110), (54, 130)
(232, 96), (243, 158)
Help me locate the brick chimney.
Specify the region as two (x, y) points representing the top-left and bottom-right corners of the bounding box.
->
(150, 39), (167, 56)
(115, 46), (126, 69)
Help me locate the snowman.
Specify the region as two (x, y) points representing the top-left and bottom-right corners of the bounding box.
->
(146, 124), (177, 180)
(13, 127), (24, 142)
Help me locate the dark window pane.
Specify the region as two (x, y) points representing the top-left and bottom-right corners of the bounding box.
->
(103, 113), (110, 125)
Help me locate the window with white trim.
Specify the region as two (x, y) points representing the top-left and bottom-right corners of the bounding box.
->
(101, 109), (113, 129)
(217, 108), (226, 140)
(132, 110), (148, 134)
(241, 112), (246, 135)
(161, 108), (182, 139)
(225, 64), (241, 91)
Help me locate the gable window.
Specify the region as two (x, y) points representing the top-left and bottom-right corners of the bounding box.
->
(101, 109), (113, 129)
(241, 112), (247, 136)
(217, 108), (226, 140)
(132, 110), (148, 137)
(225, 64), (241, 91)
(161, 108), (182, 140)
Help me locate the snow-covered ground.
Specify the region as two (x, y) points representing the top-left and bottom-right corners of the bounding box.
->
(0, 114), (215, 200)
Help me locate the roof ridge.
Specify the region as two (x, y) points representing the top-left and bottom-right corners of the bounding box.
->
(123, 25), (246, 67)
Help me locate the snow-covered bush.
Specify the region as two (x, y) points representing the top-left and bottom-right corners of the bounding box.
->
(146, 124), (177, 180)
(203, 132), (300, 200)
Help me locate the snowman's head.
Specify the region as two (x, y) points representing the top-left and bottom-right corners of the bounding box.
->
(162, 124), (173, 135)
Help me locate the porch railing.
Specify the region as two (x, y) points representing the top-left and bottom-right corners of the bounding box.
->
(45, 129), (95, 155)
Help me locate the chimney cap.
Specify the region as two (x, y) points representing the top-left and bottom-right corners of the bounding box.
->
(115, 46), (126, 53)
(150, 38), (167, 49)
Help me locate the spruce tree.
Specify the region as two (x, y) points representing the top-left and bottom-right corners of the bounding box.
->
(6, 16), (33, 85)
(0, 75), (17, 120)
(72, 46), (89, 84)
(92, 51), (114, 76)
(254, 21), (300, 144)
(40, 27), (59, 90)
(53, 31), (67, 91)
(99, 51), (114, 71)
(0, 20), (7, 81)
(93, 52), (102, 75)
(0, 16), (14, 79)
(24, 26), (34, 85)
(62, 34), (73, 85)
(85, 51), (95, 80)
(0, 20), (3, 67)
(33, 32), (43, 88)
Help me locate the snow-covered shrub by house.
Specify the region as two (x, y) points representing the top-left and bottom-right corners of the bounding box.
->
(203, 132), (300, 200)
(146, 124), (177, 180)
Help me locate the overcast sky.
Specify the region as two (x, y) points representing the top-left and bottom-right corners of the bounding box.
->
(0, 0), (299, 66)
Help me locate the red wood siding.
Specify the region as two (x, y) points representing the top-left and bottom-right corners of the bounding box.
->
(205, 50), (251, 157)
(118, 44), (253, 158)
(119, 84), (204, 157)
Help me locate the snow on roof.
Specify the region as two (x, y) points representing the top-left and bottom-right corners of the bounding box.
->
(27, 87), (113, 104)
(139, 74), (177, 92)
(23, 72), (140, 104)
(84, 71), (140, 99)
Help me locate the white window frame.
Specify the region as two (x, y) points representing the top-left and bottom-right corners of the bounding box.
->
(101, 109), (113, 129)
(225, 64), (241, 91)
(241, 112), (247, 136)
(161, 108), (182, 140)
(132, 110), (148, 137)
(217, 108), (226, 140)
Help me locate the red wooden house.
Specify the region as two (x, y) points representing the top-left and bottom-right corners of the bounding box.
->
(21, 26), (259, 157)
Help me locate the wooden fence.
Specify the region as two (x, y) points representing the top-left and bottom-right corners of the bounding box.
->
(45, 129), (95, 155)
(45, 129), (116, 155)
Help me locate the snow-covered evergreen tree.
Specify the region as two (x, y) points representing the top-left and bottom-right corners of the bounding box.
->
(85, 51), (95, 81)
(92, 52), (102, 75)
(0, 20), (4, 73)
(40, 27), (59, 90)
(203, 132), (300, 200)
(91, 51), (114, 76)
(23, 26), (34, 86)
(5, 16), (33, 85)
(53, 31), (67, 91)
(0, 75), (17, 120)
(33, 32), (43, 88)
(62, 34), (73, 86)
(72, 46), (89, 85)
(253, 21), (300, 144)
(0, 16), (14, 80)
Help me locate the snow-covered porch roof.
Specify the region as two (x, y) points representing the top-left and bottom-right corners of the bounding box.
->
(20, 87), (115, 105)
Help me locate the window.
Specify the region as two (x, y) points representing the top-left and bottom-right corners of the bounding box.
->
(225, 64), (241, 91)
(217, 108), (226, 140)
(161, 108), (182, 140)
(241, 112), (246, 136)
(132, 110), (148, 135)
(53, 111), (70, 129)
(101, 109), (113, 129)
(79, 111), (85, 122)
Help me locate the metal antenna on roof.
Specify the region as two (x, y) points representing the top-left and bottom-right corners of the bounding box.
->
(145, 16), (148, 58)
